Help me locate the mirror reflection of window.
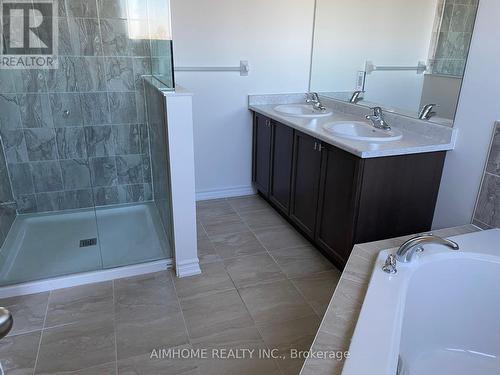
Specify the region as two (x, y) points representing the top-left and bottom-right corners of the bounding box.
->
(429, 0), (478, 77)
(127, 0), (172, 40)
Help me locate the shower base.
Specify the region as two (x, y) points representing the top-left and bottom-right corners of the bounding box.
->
(0, 202), (172, 297)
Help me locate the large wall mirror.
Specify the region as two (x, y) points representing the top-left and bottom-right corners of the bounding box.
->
(310, 0), (479, 126)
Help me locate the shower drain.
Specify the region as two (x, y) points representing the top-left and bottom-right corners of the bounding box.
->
(79, 238), (97, 247)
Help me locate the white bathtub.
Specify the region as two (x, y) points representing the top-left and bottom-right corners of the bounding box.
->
(342, 229), (500, 375)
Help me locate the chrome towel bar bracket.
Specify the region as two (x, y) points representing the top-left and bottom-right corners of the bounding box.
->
(365, 60), (427, 75)
(175, 60), (249, 76)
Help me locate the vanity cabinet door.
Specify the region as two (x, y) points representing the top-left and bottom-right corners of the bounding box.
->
(269, 121), (294, 215)
(252, 113), (272, 196)
(290, 131), (323, 238)
(315, 143), (363, 266)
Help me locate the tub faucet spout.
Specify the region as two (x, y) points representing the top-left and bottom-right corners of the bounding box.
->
(395, 234), (459, 263)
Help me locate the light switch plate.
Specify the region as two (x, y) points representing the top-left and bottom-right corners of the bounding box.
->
(356, 71), (366, 91)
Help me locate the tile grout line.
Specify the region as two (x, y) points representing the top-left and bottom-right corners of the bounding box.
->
(168, 270), (201, 372)
(199, 199), (286, 370)
(226, 198), (318, 374)
(169, 271), (193, 345)
(228, 197), (338, 319)
(221, 199), (286, 375)
(198, 202), (258, 322)
(227, 198), (324, 322)
(32, 291), (52, 375)
(197, 197), (339, 328)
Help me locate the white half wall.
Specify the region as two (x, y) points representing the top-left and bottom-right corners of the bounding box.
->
(170, 0), (316, 198)
(164, 90), (201, 277)
(433, 0), (500, 229)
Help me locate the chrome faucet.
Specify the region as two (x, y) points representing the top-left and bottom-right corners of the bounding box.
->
(366, 107), (391, 130)
(382, 254), (397, 274)
(349, 90), (364, 103)
(395, 234), (459, 263)
(419, 104), (438, 120)
(306, 92), (327, 112)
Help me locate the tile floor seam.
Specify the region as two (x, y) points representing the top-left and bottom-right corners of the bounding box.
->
(252, 323), (286, 375)
(230, 205), (275, 260)
(226, 196), (273, 215)
(209, 205), (285, 351)
(205, 227), (254, 241)
(168, 270), (195, 350)
(217, 260), (286, 375)
(222, 261), (259, 328)
(243, 222), (294, 233)
(217, 249), (269, 263)
(5, 327), (43, 338)
(197, 197), (338, 370)
(32, 290), (51, 375)
(241, 215), (332, 320)
(200, 198), (338, 315)
(288, 278), (323, 320)
(289, 268), (340, 281)
(230, 205), (323, 322)
(231, 203), (306, 278)
(197, 217), (211, 240)
(112, 280), (118, 374)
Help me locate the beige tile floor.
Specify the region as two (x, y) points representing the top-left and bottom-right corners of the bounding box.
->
(0, 195), (341, 375)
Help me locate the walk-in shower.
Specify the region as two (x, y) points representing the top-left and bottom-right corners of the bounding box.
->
(0, 0), (175, 289)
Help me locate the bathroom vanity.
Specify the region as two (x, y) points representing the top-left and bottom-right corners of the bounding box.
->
(250, 96), (456, 268)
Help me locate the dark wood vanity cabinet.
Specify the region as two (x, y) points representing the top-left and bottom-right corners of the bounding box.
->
(269, 121), (294, 215)
(252, 113), (446, 268)
(290, 131), (323, 238)
(315, 143), (363, 265)
(252, 113), (272, 195)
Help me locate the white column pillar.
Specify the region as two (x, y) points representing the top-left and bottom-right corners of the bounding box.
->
(164, 88), (201, 277)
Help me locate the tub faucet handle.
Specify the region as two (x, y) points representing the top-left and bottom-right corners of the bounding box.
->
(382, 254), (397, 274)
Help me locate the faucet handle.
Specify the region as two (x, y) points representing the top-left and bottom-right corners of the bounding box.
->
(306, 92), (319, 102)
(382, 254), (397, 274)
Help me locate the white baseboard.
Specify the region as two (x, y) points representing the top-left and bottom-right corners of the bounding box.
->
(196, 185), (256, 201)
(176, 258), (202, 278)
(0, 259), (173, 298)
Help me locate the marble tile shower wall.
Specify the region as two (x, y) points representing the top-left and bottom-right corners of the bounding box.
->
(0, 0), (162, 214)
(432, 0), (478, 76)
(0, 139), (16, 248)
(474, 122), (500, 230)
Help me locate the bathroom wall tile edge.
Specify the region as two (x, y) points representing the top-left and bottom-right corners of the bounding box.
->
(473, 121), (500, 229)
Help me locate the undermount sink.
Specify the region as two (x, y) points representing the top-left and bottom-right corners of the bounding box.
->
(274, 104), (333, 118)
(323, 121), (403, 142)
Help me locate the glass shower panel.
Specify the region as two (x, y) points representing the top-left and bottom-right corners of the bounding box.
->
(148, 0), (175, 89)
(0, 0), (174, 287)
(0, 96), (102, 286)
(0, 137), (16, 262)
(92, 0), (174, 268)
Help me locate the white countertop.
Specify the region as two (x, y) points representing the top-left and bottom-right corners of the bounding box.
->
(249, 104), (456, 159)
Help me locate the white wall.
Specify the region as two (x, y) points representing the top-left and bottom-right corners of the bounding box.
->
(433, 0), (500, 229)
(310, 0), (438, 114)
(170, 0), (315, 198)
